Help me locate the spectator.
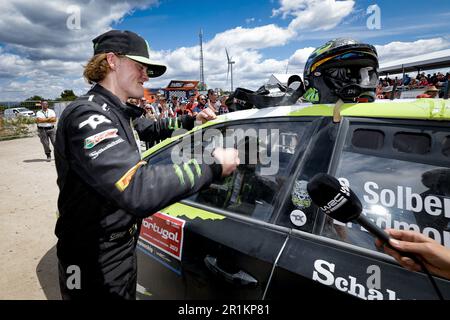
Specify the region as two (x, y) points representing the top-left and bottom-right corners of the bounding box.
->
(175, 99), (191, 116)
(144, 104), (157, 121)
(186, 94), (198, 116)
(409, 78), (418, 88)
(436, 73), (445, 87)
(382, 85), (393, 99)
(418, 77), (429, 87)
(138, 97), (147, 109)
(218, 95), (230, 114)
(430, 73), (438, 85)
(376, 84), (384, 99)
(194, 95), (207, 114)
(151, 94), (162, 117)
(169, 96), (179, 113)
(127, 98), (139, 106)
(402, 74), (411, 86)
(36, 100), (57, 161)
(159, 96), (174, 119)
(425, 86), (439, 98)
(206, 89), (221, 114)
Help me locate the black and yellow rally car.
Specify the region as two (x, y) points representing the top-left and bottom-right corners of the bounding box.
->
(136, 98), (450, 300)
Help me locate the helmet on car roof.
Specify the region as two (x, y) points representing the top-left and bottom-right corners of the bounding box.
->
(303, 38), (379, 104)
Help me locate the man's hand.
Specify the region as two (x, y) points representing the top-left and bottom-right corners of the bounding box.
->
(212, 148), (240, 177)
(376, 229), (450, 280)
(196, 108), (216, 124)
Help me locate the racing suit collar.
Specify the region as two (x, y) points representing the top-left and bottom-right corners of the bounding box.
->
(89, 84), (144, 119)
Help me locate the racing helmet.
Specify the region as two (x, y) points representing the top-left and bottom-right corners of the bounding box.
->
(303, 38), (379, 104)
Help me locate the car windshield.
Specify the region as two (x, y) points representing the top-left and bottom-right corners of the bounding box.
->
(17, 108), (30, 112)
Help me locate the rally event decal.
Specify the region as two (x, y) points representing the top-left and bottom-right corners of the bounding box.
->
(139, 212), (186, 260)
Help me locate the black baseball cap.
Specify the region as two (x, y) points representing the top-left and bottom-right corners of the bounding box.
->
(92, 30), (167, 78)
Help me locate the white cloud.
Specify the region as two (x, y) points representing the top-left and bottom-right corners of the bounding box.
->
(375, 37), (450, 62)
(207, 25), (295, 50)
(0, 0), (158, 100)
(272, 0), (355, 31)
(288, 47), (315, 66)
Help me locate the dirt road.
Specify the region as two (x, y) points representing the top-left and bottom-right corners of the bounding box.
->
(0, 136), (60, 299)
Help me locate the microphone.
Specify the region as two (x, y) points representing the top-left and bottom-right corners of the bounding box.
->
(306, 173), (391, 244)
(306, 173), (444, 300)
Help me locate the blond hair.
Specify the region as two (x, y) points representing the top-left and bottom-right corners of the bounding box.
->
(83, 53), (110, 84)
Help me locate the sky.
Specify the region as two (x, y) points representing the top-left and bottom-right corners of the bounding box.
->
(0, 0), (449, 101)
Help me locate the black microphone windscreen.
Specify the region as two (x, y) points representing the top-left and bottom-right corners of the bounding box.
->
(307, 173), (362, 223)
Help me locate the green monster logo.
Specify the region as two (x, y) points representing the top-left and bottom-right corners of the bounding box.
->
(304, 88), (319, 103)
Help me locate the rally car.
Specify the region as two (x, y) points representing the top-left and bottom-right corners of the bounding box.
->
(136, 98), (450, 300)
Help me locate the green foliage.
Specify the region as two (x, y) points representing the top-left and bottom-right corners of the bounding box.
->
(0, 116), (36, 140)
(58, 89), (77, 101)
(25, 95), (45, 101)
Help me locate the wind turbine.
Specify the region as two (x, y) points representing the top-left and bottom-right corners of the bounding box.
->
(225, 48), (235, 92)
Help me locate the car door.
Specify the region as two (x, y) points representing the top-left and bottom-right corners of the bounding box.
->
(136, 117), (322, 299)
(265, 117), (450, 300)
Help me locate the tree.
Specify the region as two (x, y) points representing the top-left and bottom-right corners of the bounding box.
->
(25, 95), (44, 101)
(59, 90), (77, 101)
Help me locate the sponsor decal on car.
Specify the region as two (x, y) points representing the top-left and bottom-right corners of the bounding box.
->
(84, 128), (118, 149)
(115, 160), (147, 191)
(139, 212), (186, 260)
(312, 259), (399, 300)
(334, 179), (450, 247)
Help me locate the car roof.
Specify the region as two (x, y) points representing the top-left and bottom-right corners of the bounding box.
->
(142, 98), (450, 158)
(216, 98), (450, 122)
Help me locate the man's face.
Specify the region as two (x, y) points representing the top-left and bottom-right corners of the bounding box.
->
(115, 55), (149, 99)
(41, 102), (48, 110)
(208, 91), (217, 101)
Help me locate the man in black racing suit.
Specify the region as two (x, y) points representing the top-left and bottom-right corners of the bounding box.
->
(54, 30), (239, 299)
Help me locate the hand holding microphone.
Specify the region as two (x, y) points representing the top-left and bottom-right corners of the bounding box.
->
(307, 173), (444, 299)
(376, 228), (450, 281)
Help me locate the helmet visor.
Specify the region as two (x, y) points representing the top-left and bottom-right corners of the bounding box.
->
(324, 66), (378, 89)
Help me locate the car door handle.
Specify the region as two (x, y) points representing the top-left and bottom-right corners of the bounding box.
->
(204, 255), (258, 287)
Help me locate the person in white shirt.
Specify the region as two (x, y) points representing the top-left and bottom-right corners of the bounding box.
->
(36, 100), (57, 161)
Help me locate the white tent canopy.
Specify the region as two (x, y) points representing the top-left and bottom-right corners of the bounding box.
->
(379, 49), (450, 75)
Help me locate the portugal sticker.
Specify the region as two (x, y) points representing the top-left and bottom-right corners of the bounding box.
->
(139, 212), (186, 260)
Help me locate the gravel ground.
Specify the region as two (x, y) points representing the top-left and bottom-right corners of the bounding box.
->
(0, 135), (60, 300)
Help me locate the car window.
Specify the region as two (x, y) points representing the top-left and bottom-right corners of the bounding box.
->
(156, 119), (312, 222)
(188, 120), (316, 222)
(275, 120), (338, 232)
(321, 122), (450, 251)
